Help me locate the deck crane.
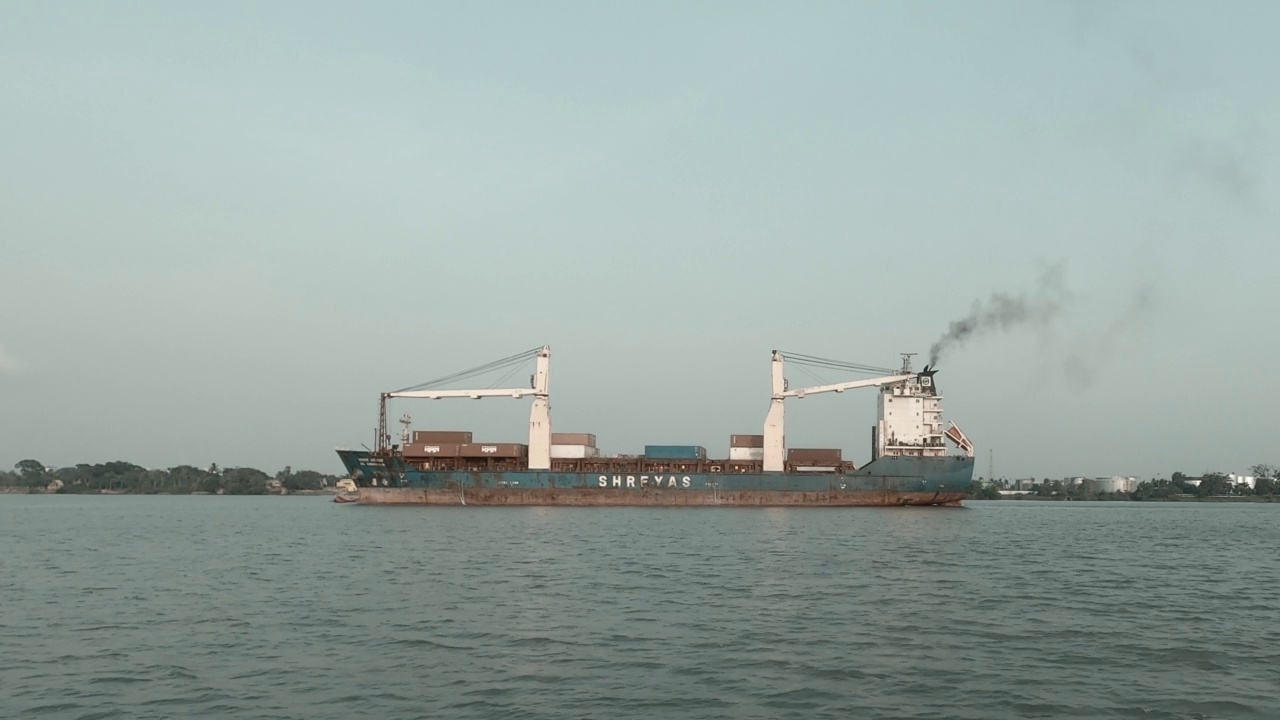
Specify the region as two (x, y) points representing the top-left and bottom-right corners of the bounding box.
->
(376, 345), (553, 470)
(762, 350), (918, 472)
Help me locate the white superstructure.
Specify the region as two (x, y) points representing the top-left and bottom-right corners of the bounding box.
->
(872, 354), (970, 461)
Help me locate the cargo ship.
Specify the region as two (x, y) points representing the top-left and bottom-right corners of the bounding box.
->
(335, 346), (976, 507)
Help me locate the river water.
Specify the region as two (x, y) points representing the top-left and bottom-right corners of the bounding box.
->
(2, 496), (1277, 719)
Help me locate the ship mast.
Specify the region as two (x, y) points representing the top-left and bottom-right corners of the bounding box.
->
(399, 413), (412, 448)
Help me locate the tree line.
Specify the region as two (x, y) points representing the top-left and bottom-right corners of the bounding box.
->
(1, 459), (344, 495)
(969, 464), (1279, 501)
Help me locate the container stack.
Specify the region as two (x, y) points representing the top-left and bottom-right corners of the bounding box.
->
(405, 431), (473, 459)
(644, 445), (707, 460)
(551, 433), (599, 459)
(457, 443), (527, 458)
(404, 442), (461, 459)
(728, 434), (764, 462)
(403, 431), (527, 461)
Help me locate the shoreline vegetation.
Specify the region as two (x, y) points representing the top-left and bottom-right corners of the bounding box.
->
(1, 459), (345, 496)
(969, 467), (1279, 502)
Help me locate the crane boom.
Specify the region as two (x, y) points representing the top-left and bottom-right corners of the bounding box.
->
(782, 373), (914, 398)
(377, 345), (552, 469)
(763, 350), (920, 472)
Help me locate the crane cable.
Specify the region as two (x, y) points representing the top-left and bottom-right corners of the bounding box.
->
(393, 346), (542, 393)
(779, 351), (899, 376)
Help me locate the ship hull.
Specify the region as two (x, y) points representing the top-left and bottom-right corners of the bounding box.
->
(336, 451), (974, 507)
(355, 487), (967, 507)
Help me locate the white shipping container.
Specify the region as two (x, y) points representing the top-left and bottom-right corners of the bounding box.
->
(550, 444), (600, 459)
(728, 447), (764, 461)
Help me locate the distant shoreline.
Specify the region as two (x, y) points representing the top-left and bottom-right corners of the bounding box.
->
(981, 495), (1278, 503)
(0, 487), (339, 496)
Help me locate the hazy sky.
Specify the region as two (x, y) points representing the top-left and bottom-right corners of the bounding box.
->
(2, 1), (1276, 480)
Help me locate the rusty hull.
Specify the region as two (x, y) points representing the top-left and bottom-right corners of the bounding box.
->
(356, 486), (966, 507)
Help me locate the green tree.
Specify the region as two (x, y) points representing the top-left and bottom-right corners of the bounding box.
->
(1250, 464), (1276, 495)
(1171, 476), (1194, 494)
(283, 470), (326, 491)
(222, 467), (269, 495)
(14, 459), (46, 485)
(169, 465), (216, 493)
(974, 484), (1002, 500)
(82, 461), (146, 491)
(1255, 476), (1277, 496)
(1196, 473), (1229, 497)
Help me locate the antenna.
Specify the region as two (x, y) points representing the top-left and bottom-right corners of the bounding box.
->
(900, 353), (916, 373)
(989, 448), (994, 484)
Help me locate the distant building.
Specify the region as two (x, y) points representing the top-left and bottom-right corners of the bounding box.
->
(1229, 474), (1256, 490)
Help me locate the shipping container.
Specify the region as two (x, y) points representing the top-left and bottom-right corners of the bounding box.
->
(412, 430), (473, 444)
(550, 444), (600, 459)
(728, 447), (764, 461)
(787, 448), (842, 462)
(458, 443), (528, 458)
(551, 433), (597, 447)
(730, 434), (764, 448)
(644, 445), (707, 460)
(403, 442), (461, 458)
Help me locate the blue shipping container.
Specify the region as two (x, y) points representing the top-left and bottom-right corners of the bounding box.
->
(644, 445), (707, 460)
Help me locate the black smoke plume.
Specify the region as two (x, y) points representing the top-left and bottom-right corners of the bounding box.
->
(929, 264), (1068, 367)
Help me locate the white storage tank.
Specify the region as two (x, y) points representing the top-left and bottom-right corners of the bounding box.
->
(1094, 476), (1139, 493)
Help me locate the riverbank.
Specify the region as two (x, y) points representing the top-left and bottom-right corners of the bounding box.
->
(0, 487), (341, 496)
(994, 494), (1279, 503)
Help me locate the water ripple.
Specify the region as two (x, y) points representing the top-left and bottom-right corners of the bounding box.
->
(2, 497), (1279, 719)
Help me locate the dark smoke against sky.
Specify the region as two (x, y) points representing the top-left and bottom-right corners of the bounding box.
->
(929, 264), (1069, 367)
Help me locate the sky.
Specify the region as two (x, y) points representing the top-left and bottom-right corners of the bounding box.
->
(1, 1), (1276, 480)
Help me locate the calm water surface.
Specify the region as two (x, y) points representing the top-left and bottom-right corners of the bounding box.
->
(2, 496), (1278, 719)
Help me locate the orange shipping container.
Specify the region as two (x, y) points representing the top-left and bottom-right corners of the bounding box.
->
(551, 433), (597, 447)
(458, 443), (528, 458)
(787, 448), (842, 462)
(404, 442), (461, 458)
